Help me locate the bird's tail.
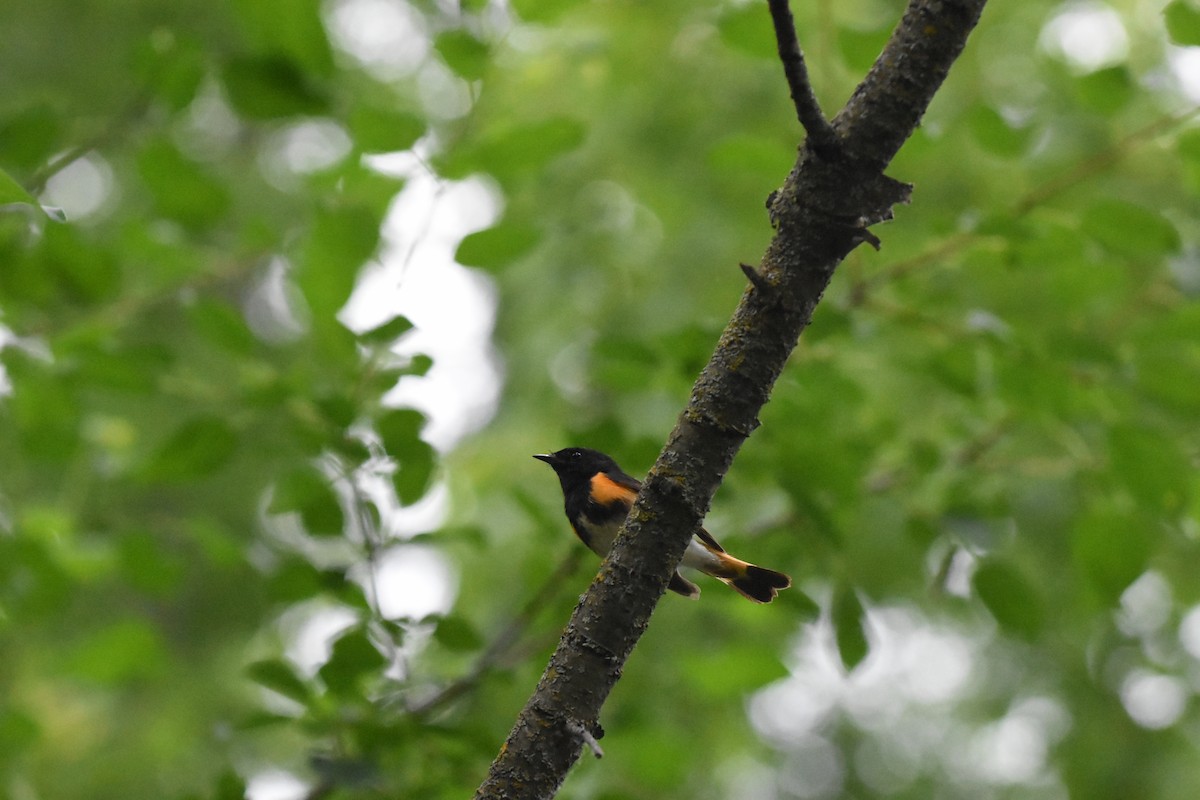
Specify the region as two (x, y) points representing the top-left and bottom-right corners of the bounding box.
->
(708, 554), (792, 604)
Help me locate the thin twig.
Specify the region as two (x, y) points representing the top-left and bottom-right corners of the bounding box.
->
(1012, 104), (1200, 216)
(408, 548), (584, 717)
(858, 230), (979, 294)
(740, 262), (771, 292)
(767, 0), (837, 154)
(27, 91), (151, 195)
(860, 105), (1200, 294)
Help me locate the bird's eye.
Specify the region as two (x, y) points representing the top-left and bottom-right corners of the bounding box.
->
(569, 450), (581, 461)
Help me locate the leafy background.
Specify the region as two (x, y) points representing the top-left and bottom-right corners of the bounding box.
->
(1, 0), (1198, 798)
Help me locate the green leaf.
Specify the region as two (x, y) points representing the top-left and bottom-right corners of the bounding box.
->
(231, 0), (336, 76)
(394, 440), (435, 505)
(246, 659), (313, 704)
(0, 167), (38, 207)
(1072, 509), (1155, 604)
(443, 117), (585, 179)
(832, 585), (870, 671)
(214, 770), (248, 800)
(32, 223), (122, 304)
(1081, 199), (1181, 259)
(315, 393), (358, 429)
(1109, 425), (1191, 511)
(431, 615), (483, 652)
(270, 467), (344, 537)
(136, 138), (231, 229)
(1074, 66), (1134, 114)
(221, 55), (329, 119)
(349, 106), (425, 154)
(1134, 342), (1200, 415)
(377, 408), (425, 453)
(360, 315), (415, 345)
(298, 204), (381, 320)
(79, 345), (167, 395)
(141, 416), (238, 482)
(188, 299), (258, 354)
(400, 354), (432, 378)
(498, 117), (586, 167)
(967, 105), (1031, 158)
(3, 356), (81, 461)
(1179, 128), (1200, 165)
(1165, 0), (1200, 46)
(136, 34), (206, 111)
(319, 161), (406, 209)
(0, 105), (63, 173)
(0, 166), (62, 220)
(318, 626), (386, 696)
(266, 557), (328, 603)
(435, 30), (490, 80)
(973, 559), (1043, 639)
(455, 223), (540, 270)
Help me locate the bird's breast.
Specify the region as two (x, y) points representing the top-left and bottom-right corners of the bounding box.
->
(573, 516), (623, 558)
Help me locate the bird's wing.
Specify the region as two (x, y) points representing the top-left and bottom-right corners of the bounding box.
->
(600, 467), (728, 554)
(590, 468), (640, 506)
(693, 526), (726, 553)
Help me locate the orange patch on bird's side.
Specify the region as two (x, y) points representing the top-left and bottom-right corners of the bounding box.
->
(590, 473), (637, 506)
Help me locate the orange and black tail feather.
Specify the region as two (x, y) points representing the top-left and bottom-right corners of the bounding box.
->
(724, 563), (792, 604)
(702, 550), (791, 603)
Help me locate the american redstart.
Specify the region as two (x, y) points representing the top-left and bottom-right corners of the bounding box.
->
(534, 447), (792, 603)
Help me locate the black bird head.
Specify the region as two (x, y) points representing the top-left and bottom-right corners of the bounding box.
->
(533, 447), (620, 483)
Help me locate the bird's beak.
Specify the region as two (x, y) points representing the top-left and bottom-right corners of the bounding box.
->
(532, 453), (555, 465)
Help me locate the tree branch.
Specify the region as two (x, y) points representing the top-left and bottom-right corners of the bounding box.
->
(767, 0), (837, 155)
(474, 2), (988, 797)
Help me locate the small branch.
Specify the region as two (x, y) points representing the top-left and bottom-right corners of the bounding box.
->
(740, 262), (770, 292)
(768, 0), (837, 155)
(408, 548), (584, 717)
(1011, 105), (1199, 216)
(850, 226), (882, 251)
(859, 106), (1200, 296)
(859, 230), (979, 294)
(27, 91), (151, 195)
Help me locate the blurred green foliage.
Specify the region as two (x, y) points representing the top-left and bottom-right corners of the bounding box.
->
(0, 0), (1198, 799)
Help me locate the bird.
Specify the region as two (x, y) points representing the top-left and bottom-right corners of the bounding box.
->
(533, 447), (791, 603)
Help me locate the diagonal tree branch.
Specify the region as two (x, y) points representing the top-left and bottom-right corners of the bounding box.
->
(474, 2), (988, 798)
